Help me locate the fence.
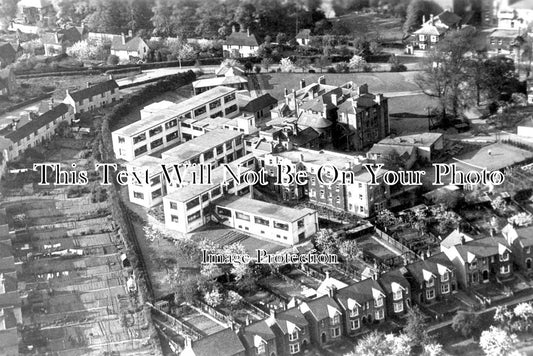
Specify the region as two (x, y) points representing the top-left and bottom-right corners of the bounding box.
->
(193, 300), (241, 327)
(374, 227), (418, 262)
(149, 304), (203, 340)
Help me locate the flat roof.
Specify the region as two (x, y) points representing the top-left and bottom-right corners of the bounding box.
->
(273, 148), (360, 169)
(452, 143), (533, 171)
(113, 86), (237, 137)
(378, 133), (443, 147)
(162, 129), (242, 162)
(218, 196), (316, 222)
(193, 76), (248, 88)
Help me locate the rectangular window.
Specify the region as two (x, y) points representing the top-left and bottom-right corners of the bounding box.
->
(187, 211), (201, 223)
(150, 138), (163, 149)
(441, 283), (450, 294)
(289, 344), (300, 354)
(171, 215), (179, 223)
(209, 99), (221, 110)
(350, 308), (358, 317)
(217, 207), (231, 217)
(500, 265), (510, 274)
(211, 187), (221, 197)
(149, 126), (163, 137)
(201, 193), (209, 202)
(441, 272), (449, 282)
(236, 212), (250, 221)
(331, 327), (340, 338)
(186, 198), (200, 210)
(393, 301), (404, 313)
(375, 309), (384, 320)
(374, 297), (383, 308)
(235, 137), (242, 146)
(254, 216), (270, 226)
(133, 192), (144, 199)
(289, 331), (298, 341)
(223, 93), (236, 103)
(194, 106), (207, 117)
(151, 189), (161, 199)
(216, 145), (224, 155)
(150, 176), (161, 186)
(350, 319), (360, 330)
(133, 133), (146, 144)
(204, 150), (214, 161)
(426, 288), (435, 300)
(297, 219), (304, 229)
(225, 141), (232, 150)
(393, 290), (402, 301)
(134, 145), (147, 156)
(118, 137), (125, 143)
(181, 122), (191, 128)
(170, 202), (177, 210)
(224, 104), (238, 115)
(165, 119), (177, 129)
(426, 278), (435, 288)
(273, 221), (289, 231)
(166, 131), (179, 142)
(500, 252), (509, 262)
(526, 247), (531, 254)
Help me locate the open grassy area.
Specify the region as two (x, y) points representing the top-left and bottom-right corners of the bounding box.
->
(22, 74), (111, 102)
(334, 11), (404, 42)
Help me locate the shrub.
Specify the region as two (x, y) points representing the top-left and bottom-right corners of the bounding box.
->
(326, 67), (336, 73)
(390, 64), (407, 72)
(254, 66), (261, 73)
(107, 54), (119, 65)
(308, 69), (316, 73)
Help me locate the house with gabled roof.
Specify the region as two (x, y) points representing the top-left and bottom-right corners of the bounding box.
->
(295, 29), (312, 46)
(442, 235), (513, 289)
(267, 307), (310, 355)
(299, 294), (343, 346)
(223, 28), (258, 58)
(334, 278), (386, 338)
(406, 10), (462, 53)
(41, 27), (83, 55)
(64, 79), (120, 114)
(405, 252), (457, 304)
(378, 268), (411, 317)
(240, 319), (278, 356)
(110, 31), (150, 62)
(502, 223), (533, 275)
(237, 93), (278, 121)
(440, 228), (475, 251)
(181, 328), (246, 356)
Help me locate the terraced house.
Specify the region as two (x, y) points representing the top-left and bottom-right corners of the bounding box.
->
(378, 269), (412, 317)
(112, 86), (238, 161)
(64, 79), (120, 114)
(267, 308), (310, 355)
(299, 294), (343, 346)
(502, 224), (533, 275)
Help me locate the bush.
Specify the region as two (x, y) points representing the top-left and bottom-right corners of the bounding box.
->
(390, 64), (407, 72)
(326, 67), (336, 73)
(107, 54), (119, 65)
(308, 69), (316, 73)
(254, 66), (261, 73)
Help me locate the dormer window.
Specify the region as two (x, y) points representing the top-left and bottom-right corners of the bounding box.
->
(440, 272), (449, 282)
(257, 343), (265, 354)
(500, 252), (509, 262)
(426, 277), (435, 288)
(289, 330), (298, 341)
(374, 297), (384, 308)
(393, 290), (402, 301)
(331, 315), (340, 325)
(350, 307), (359, 317)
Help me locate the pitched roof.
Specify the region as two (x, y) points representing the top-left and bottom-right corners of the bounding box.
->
(189, 328), (245, 356)
(297, 112), (332, 129)
(241, 320), (276, 349)
(335, 278), (385, 310)
(291, 127), (320, 146)
(296, 29), (311, 39)
(274, 308), (308, 334)
(5, 103), (69, 143)
(67, 79), (118, 103)
(225, 31), (258, 47)
(378, 269), (410, 294)
(406, 252), (455, 283)
(437, 10), (462, 27)
(193, 75), (248, 89)
(441, 229), (474, 249)
(238, 93), (278, 113)
(452, 236), (510, 261)
(302, 295), (341, 320)
(41, 27), (82, 45)
(110, 35), (147, 52)
(316, 275), (348, 297)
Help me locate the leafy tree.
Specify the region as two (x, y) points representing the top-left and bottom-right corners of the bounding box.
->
(0, 0), (17, 30)
(204, 288), (222, 307)
(404, 306), (431, 350)
(369, 40), (382, 55)
(279, 57), (295, 72)
(107, 54), (120, 65)
(431, 189), (463, 210)
(200, 263), (222, 280)
(349, 54), (367, 71)
(403, 0), (443, 33)
(314, 230), (340, 255)
(479, 326), (519, 356)
(339, 240), (362, 263)
(243, 61), (253, 72)
(227, 290), (243, 308)
(350, 331), (412, 356)
(452, 311), (481, 338)
(276, 32), (287, 45)
(261, 57), (274, 71)
(85, 0), (129, 33)
(422, 343), (444, 356)
(126, 0), (154, 33)
(376, 209), (398, 228)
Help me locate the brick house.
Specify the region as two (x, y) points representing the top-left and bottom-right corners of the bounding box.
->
(378, 269), (412, 317)
(223, 28), (258, 58)
(240, 320), (278, 356)
(267, 308), (310, 355)
(181, 329), (246, 356)
(502, 224), (533, 275)
(64, 79), (120, 114)
(299, 294), (343, 346)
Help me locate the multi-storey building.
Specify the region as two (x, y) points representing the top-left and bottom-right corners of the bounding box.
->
(378, 269), (412, 317)
(502, 224), (533, 275)
(367, 133), (444, 167)
(442, 236), (513, 288)
(126, 130), (246, 208)
(223, 28), (258, 58)
(112, 86), (239, 161)
(163, 156), (255, 234)
(240, 320), (278, 356)
(334, 278), (387, 338)
(267, 307), (310, 355)
(64, 79), (120, 114)
(215, 196), (318, 246)
(405, 252), (457, 304)
(0, 103), (73, 162)
(192, 73), (248, 95)
(406, 10), (462, 53)
(181, 329), (246, 356)
(270, 77), (389, 151)
(261, 148), (390, 218)
(299, 294), (344, 346)
(180, 115), (256, 141)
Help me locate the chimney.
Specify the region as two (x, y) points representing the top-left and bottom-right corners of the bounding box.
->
(325, 270), (330, 279)
(300, 79), (306, 89)
(65, 89), (69, 97)
(245, 315), (251, 325)
(49, 98), (54, 111)
(430, 13), (434, 23)
(292, 89), (298, 116)
(372, 270), (379, 280)
(184, 336), (192, 349)
(128, 29), (133, 38)
(322, 103), (328, 118)
(423, 15), (426, 23)
(284, 88), (288, 97)
(54, 32), (59, 43)
(299, 153), (304, 162)
(331, 94), (338, 106)
(269, 308), (276, 319)
(0, 274), (4, 294)
(121, 33), (126, 45)
(232, 25), (236, 33)
(108, 74), (114, 80)
(318, 76), (325, 85)
(327, 285), (336, 298)
(86, 82), (91, 88)
(247, 28), (250, 36)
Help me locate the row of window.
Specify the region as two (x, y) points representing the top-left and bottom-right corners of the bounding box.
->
(133, 131), (180, 157)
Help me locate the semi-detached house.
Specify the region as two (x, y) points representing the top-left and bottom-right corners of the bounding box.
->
(63, 79), (120, 114)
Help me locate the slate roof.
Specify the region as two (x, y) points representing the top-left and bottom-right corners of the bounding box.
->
(296, 29), (311, 39)
(189, 328), (245, 356)
(437, 10), (462, 27)
(110, 36), (147, 52)
(378, 269), (410, 295)
(241, 320), (276, 349)
(302, 295), (341, 321)
(225, 31), (258, 47)
(291, 127), (319, 146)
(5, 103), (69, 143)
(335, 278), (385, 310)
(453, 236), (510, 260)
(238, 93), (278, 113)
(297, 112), (332, 129)
(67, 80), (118, 103)
(406, 252), (455, 283)
(41, 27), (82, 45)
(274, 308), (308, 334)
(441, 229), (474, 249)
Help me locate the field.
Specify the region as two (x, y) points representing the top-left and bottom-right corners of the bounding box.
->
(333, 11), (404, 42)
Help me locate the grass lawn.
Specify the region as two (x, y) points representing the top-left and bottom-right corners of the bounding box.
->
(21, 74), (111, 102)
(256, 72), (422, 100)
(334, 12), (404, 42)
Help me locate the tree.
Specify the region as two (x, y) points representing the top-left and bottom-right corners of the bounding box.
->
(107, 54), (120, 65)
(431, 189), (463, 210)
(204, 288), (222, 307)
(404, 306), (431, 350)
(279, 57), (295, 72)
(403, 0), (443, 33)
(314, 55), (331, 73)
(349, 54), (367, 72)
(314, 230), (339, 255)
(479, 326), (519, 356)
(227, 290), (243, 308)
(295, 57), (311, 72)
(350, 331), (412, 356)
(261, 57), (274, 71)
(0, 0), (18, 30)
(276, 32), (287, 46)
(416, 27), (477, 121)
(452, 311), (481, 338)
(339, 240), (361, 264)
(376, 209), (398, 228)
(200, 263), (222, 280)
(422, 343), (444, 356)
(369, 40), (382, 55)
(85, 0), (129, 33)
(243, 61), (253, 72)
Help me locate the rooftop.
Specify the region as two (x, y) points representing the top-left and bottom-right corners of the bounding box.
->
(193, 75), (248, 89)
(378, 133), (443, 147)
(66, 80), (118, 103)
(452, 143), (533, 172)
(218, 196), (316, 222)
(187, 328), (245, 356)
(238, 93), (278, 113)
(113, 86), (237, 137)
(225, 31), (258, 47)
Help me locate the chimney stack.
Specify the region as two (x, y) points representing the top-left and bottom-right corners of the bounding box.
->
(327, 285), (336, 298)
(318, 76), (325, 85)
(300, 79), (306, 89)
(86, 82), (91, 88)
(325, 270), (330, 279)
(284, 88), (288, 97)
(430, 13), (434, 22)
(121, 33), (126, 45)
(247, 28), (250, 36)
(184, 336), (192, 349)
(423, 15), (426, 23)
(299, 153), (304, 162)
(49, 98), (54, 111)
(128, 29), (133, 38)
(322, 103), (327, 118)
(232, 25), (236, 33)
(269, 308), (276, 319)
(331, 94), (338, 106)
(0, 274), (4, 294)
